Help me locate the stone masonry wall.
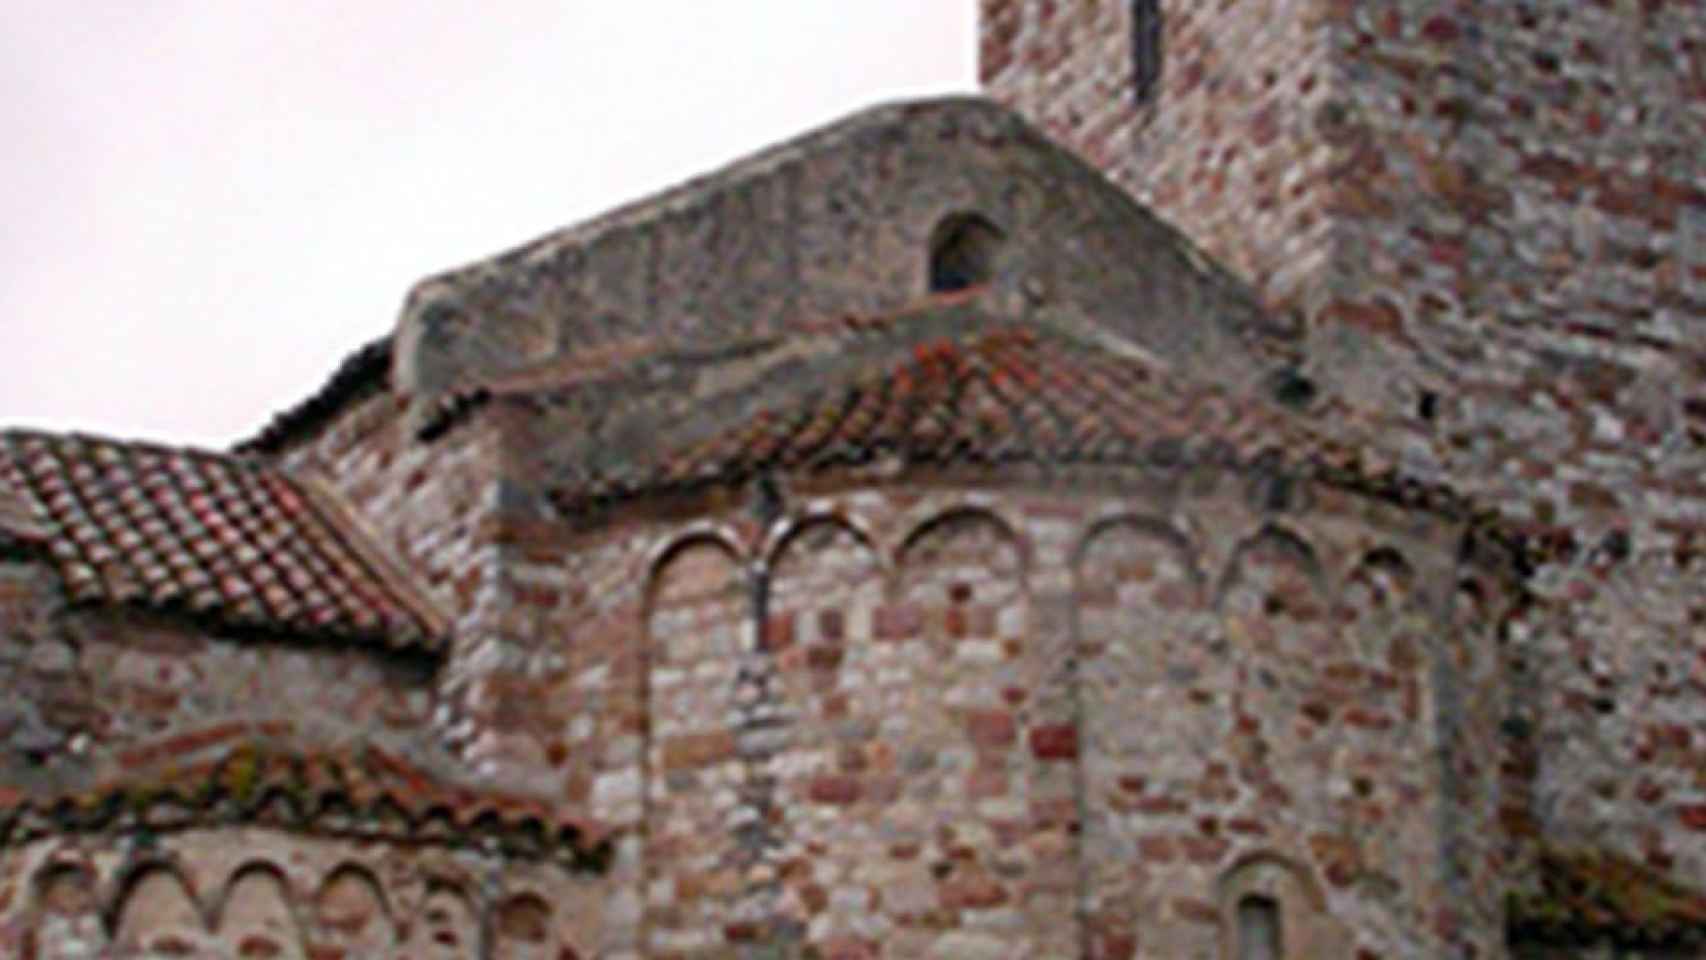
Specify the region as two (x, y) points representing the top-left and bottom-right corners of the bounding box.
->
(468, 461), (1506, 958)
(1311, 5), (1706, 912)
(0, 568), (431, 787)
(982, 0), (1706, 920)
(981, 0), (1341, 323)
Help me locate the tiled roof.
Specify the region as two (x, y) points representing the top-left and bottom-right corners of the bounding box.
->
(235, 334), (393, 456)
(0, 471), (49, 549)
(0, 430), (444, 651)
(1508, 847), (1706, 948)
(0, 732), (602, 867)
(547, 318), (1493, 537)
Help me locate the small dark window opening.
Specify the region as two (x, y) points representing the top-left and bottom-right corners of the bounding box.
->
(1237, 894), (1283, 960)
(1417, 390), (1439, 422)
(1132, 0), (1164, 104)
(929, 213), (1004, 293)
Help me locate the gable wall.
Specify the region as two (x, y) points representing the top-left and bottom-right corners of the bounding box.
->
(395, 100), (1287, 408)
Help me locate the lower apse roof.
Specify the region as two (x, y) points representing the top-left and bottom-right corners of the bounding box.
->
(0, 729), (602, 866)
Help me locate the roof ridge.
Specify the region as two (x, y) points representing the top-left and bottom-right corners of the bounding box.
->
(234, 334), (394, 457)
(290, 472), (454, 639)
(4, 427), (270, 470)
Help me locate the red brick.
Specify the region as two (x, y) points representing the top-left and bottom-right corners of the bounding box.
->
(808, 775), (861, 805)
(965, 710), (1016, 748)
(1029, 724), (1078, 761)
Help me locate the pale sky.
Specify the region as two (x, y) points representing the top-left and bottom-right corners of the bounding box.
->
(1, 3), (977, 448)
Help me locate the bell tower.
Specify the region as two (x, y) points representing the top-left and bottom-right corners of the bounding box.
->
(980, 0), (1338, 324)
(983, 0), (1706, 473)
(985, 3), (1706, 958)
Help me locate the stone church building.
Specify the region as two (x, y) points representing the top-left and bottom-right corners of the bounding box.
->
(1, 1), (1703, 956)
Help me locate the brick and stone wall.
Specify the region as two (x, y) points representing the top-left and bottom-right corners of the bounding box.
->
(1312, 7), (1706, 914)
(274, 390), (497, 629)
(0, 566), (431, 785)
(981, 0), (1340, 324)
(456, 447), (1510, 956)
(983, 0), (1706, 934)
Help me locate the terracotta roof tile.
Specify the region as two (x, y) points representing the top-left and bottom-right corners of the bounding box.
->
(0, 736), (602, 866)
(0, 470), (49, 549)
(0, 430), (444, 651)
(1509, 847), (1706, 947)
(549, 320), (1486, 535)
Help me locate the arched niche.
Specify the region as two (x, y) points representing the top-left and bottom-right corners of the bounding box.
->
(35, 860), (98, 917)
(1337, 547), (1419, 657)
(110, 862), (210, 957)
(641, 534), (749, 949)
(767, 516), (883, 775)
(1336, 547), (1426, 724)
(31, 860), (106, 957)
(765, 516), (887, 950)
(897, 507), (1026, 608)
(1216, 526), (1339, 810)
(492, 892), (555, 959)
(313, 863), (395, 955)
(1075, 515), (1209, 687)
(1073, 517), (1218, 955)
(404, 881), (480, 960)
(216, 863), (304, 960)
(644, 533), (750, 695)
(1218, 526), (1337, 683)
(890, 507), (1062, 951)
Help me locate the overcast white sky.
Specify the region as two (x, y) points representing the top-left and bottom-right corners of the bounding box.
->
(1, 3), (977, 448)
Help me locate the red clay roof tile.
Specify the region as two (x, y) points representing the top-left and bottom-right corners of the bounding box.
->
(0, 431), (444, 652)
(547, 320), (1481, 535)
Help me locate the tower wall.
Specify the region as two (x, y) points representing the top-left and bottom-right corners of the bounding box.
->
(984, 0), (1706, 947)
(1311, 7), (1706, 918)
(981, 0), (1340, 320)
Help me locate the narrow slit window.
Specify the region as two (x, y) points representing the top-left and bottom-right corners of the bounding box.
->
(1237, 894), (1283, 960)
(1132, 0), (1164, 104)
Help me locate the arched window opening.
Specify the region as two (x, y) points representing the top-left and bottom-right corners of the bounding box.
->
(1132, 0), (1164, 104)
(1237, 894), (1283, 960)
(928, 212), (1004, 293)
